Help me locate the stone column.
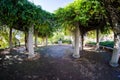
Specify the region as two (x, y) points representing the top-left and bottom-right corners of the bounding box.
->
(73, 25), (80, 58)
(46, 35), (48, 46)
(71, 32), (75, 47)
(35, 31), (38, 47)
(110, 33), (120, 67)
(27, 25), (35, 58)
(109, 10), (120, 67)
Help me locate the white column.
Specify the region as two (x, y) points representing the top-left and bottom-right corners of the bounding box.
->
(73, 25), (80, 58)
(46, 35), (48, 46)
(71, 32), (75, 47)
(79, 35), (82, 51)
(35, 31), (38, 47)
(110, 34), (120, 67)
(27, 25), (35, 58)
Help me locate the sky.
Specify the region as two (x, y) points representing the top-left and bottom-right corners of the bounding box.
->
(28, 0), (73, 13)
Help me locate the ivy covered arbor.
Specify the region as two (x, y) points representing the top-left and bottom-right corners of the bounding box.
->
(0, 0), (55, 58)
(34, 11), (56, 47)
(0, 0), (19, 49)
(0, 0), (120, 67)
(55, 0), (120, 67)
(55, 0), (107, 58)
(98, 0), (120, 67)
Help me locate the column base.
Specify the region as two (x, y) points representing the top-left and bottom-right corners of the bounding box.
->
(72, 54), (80, 58)
(95, 48), (100, 51)
(26, 53), (40, 61)
(28, 54), (35, 58)
(109, 62), (119, 67)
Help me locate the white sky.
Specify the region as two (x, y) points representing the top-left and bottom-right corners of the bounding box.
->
(28, 0), (73, 13)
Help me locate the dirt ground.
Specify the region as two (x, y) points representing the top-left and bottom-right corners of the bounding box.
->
(0, 45), (120, 80)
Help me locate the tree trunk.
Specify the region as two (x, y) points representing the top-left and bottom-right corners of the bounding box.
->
(73, 24), (80, 58)
(35, 31), (38, 47)
(96, 28), (100, 51)
(80, 34), (84, 50)
(42, 37), (45, 46)
(46, 34), (48, 46)
(25, 32), (28, 51)
(18, 40), (20, 47)
(27, 25), (34, 58)
(9, 27), (12, 50)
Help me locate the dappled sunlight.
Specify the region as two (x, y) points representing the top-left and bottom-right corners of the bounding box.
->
(1, 49), (10, 54)
(0, 45), (120, 80)
(0, 0), (120, 79)
(0, 48), (28, 69)
(84, 46), (95, 51)
(12, 47), (26, 53)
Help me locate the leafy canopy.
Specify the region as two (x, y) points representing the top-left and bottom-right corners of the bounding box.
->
(55, 0), (106, 33)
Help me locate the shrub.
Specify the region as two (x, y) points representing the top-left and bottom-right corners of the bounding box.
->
(87, 41), (114, 48)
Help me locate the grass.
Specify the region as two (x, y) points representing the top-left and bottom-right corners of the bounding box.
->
(87, 41), (114, 48)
